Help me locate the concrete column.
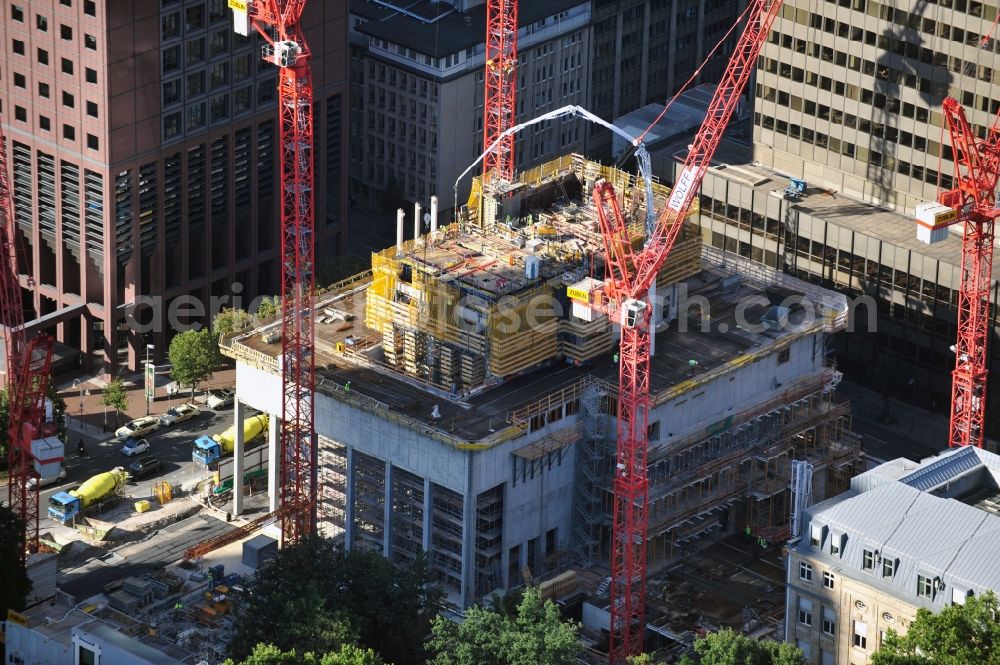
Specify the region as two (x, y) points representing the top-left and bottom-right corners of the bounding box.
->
(232, 399), (246, 516)
(396, 208), (405, 252)
(460, 452), (476, 607)
(413, 202), (422, 241)
(267, 414), (279, 513)
(422, 477), (432, 553)
(383, 463), (394, 558)
(344, 446), (355, 551)
(430, 195), (439, 235)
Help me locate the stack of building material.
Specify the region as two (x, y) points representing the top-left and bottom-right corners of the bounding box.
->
(108, 589), (141, 613)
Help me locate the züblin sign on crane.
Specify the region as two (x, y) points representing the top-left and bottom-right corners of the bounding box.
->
(228, 0), (248, 11)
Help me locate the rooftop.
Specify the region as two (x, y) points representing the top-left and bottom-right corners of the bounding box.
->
(352, 0), (587, 60)
(797, 446), (1000, 603)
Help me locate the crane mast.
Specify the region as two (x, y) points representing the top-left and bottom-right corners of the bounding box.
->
(244, 0), (316, 543)
(592, 2), (785, 660)
(483, 0), (518, 182)
(938, 98), (1000, 449)
(0, 123), (54, 564)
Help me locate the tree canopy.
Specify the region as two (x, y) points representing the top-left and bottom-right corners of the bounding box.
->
(426, 586), (581, 665)
(100, 378), (129, 427)
(213, 307), (255, 338)
(676, 629), (806, 665)
(870, 592), (1000, 665)
(0, 503), (32, 618)
(169, 329), (222, 398)
(228, 537), (441, 665)
(222, 643), (383, 665)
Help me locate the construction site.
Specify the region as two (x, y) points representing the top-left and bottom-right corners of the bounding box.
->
(223, 152), (864, 646)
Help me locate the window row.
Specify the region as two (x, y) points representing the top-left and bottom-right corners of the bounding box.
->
(10, 106), (98, 148)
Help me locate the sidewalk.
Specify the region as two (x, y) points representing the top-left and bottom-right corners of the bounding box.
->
(54, 366), (237, 434)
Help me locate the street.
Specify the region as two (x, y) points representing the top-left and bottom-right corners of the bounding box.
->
(36, 404), (242, 526)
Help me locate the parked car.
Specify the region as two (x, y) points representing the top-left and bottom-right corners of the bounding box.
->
(115, 416), (160, 441)
(159, 403), (201, 427)
(27, 468), (67, 489)
(121, 437), (151, 457)
(206, 389), (235, 410)
(128, 457), (162, 481)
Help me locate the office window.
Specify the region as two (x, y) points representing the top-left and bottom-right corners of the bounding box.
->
(85, 67), (97, 83)
(13, 73), (25, 88)
(37, 48), (49, 65)
(38, 82), (49, 98)
(798, 598), (813, 626)
(86, 133), (98, 150)
(84, 34), (96, 50)
(61, 58), (74, 74)
(210, 62), (228, 88)
(36, 14), (47, 31)
(84, 0), (95, 16)
(210, 29), (227, 56)
(210, 93), (229, 122)
(63, 124), (75, 140)
(14, 105), (26, 122)
(86, 101), (98, 117)
(853, 621), (868, 649)
(163, 45), (180, 73)
(13, 39), (24, 55)
(62, 91), (74, 107)
(187, 70), (205, 97)
(799, 562), (813, 581)
(11, 4), (23, 21)
(234, 85), (252, 113)
(185, 5), (204, 30)
(162, 12), (180, 39)
(186, 37), (205, 64)
(883, 558), (896, 578)
(39, 115), (50, 131)
(823, 571), (835, 589)
(163, 79), (181, 105)
(163, 111), (182, 139)
(917, 575), (933, 598)
(862, 549), (875, 571)
(60, 24), (72, 40)
(822, 607), (836, 635)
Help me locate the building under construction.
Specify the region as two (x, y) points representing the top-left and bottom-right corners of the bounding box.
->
(224, 154), (863, 612)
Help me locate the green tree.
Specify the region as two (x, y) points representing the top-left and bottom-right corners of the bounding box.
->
(256, 296), (281, 321)
(676, 629), (806, 665)
(870, 592), (1000, 665)
(101, 378), (129, 428)
(427, 586), (581, 665)
(228, 537), (442, 665)
(169, 329), (222, 399)
(222, 643), (384, 665)
(0, 503), (32, 618)
(213, 307), (255, 338)
(0, 381), (67, 470)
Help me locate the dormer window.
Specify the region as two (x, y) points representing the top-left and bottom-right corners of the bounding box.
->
(811, 524), (824, 548)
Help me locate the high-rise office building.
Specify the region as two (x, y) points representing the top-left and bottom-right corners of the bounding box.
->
(587, 0), (744, 159)
(0, 0), (348, 374)
(348, 0), (591, 216)
(754, 0), (999, 215)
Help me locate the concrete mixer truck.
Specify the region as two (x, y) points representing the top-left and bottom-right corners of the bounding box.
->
(48, 467), (130, 524)
(193, 412), (269, 466)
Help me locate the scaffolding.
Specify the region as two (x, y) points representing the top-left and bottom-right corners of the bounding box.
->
(352, 452), (386, 553)
(391, 467), (425, 565)
(317, 439), (348, 539)
(571, 373), (862, 568)
(365, 155), (703, 393)
(430, 484), (464, 593)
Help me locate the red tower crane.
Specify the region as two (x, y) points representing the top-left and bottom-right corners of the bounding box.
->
(0, 123), (55, 564)
(589, 2), (784, 660)
(242, 1), (316, 542)
(483, 0), (518, 182)
(936, 98), (1000, 449)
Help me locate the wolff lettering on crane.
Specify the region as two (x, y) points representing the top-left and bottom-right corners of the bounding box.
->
(667, 167), (698, 213)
